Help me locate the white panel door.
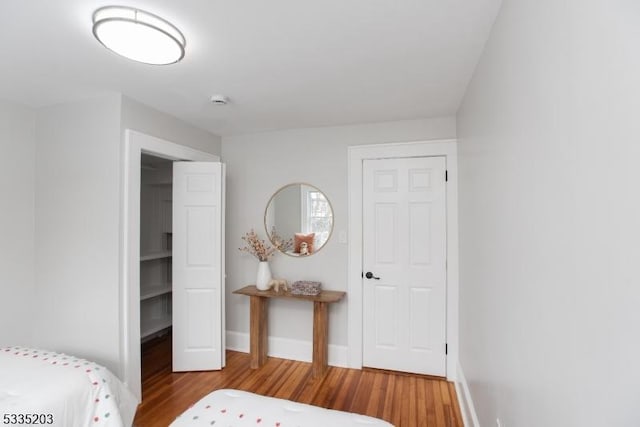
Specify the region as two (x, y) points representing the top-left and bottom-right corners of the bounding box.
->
(173, 162), (224, 371)
(362, 156), (447, 376)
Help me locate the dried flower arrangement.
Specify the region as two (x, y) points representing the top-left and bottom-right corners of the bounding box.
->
(239, 229), (276, 261)
(269, 226), (293, 253)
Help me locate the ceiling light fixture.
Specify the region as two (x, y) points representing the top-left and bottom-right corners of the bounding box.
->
(92, 6), (186, 65)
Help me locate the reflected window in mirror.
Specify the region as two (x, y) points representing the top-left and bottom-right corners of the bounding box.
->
(302, 187), (332, 245)
(265, 183), (334, 257)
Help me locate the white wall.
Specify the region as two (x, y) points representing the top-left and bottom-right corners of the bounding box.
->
(457, 1), (640, 426)
(121, 96), (222, 154)
(32, 95), (221, 375)
(222, 117), (456, 360)
(34, 95), (123, 370)
(0, 100), (36, 347)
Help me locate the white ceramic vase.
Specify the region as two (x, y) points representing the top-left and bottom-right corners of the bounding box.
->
(256, 261), (272, 290)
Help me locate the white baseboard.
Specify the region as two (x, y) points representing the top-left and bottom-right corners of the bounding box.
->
(456, 360), (480, 427)
(226, 331), (348, 368)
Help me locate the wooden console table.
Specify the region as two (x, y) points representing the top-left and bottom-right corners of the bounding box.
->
(233, 285), (346, 378)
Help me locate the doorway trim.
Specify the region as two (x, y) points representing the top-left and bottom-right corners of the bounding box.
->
(347, 139), (459, 380)
(120, 130), (219, 401)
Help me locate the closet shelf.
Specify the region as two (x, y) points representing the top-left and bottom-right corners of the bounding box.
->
(140, 286), (172, 301)
(141, 317), (172, 339)
(140, 251), (172, 261)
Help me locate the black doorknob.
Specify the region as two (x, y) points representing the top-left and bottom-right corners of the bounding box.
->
(365, 272), (380, 280)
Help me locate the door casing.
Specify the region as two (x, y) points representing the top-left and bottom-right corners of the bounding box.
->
(120, 130), (220, 401)
(347, 139), (459, 380)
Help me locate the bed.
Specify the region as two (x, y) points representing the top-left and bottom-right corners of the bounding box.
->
(171, 389), (394, 427)
(0, 346), (137, 427)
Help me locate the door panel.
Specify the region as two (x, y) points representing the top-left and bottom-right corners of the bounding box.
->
(375, 204), (397, 264)
(186, 289), (215, 348)
(374, 285), (399, 348)
(409, 287), (431, 350)
(363, 156), (447, 376)
(173, 161), (223, 372)
(186, 207), (216, 266)
(409, 202), (431, 265)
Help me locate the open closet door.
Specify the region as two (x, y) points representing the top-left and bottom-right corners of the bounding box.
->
(172, 161), (225, 371)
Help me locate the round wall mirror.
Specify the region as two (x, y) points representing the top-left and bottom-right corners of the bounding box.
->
(264, 183), (334, 256)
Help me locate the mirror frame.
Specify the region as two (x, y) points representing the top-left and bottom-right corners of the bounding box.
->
(264, 182), (334, 257)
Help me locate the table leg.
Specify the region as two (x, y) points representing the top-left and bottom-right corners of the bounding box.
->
(312, 301), (329, 377)
(250, 295), (268, 369)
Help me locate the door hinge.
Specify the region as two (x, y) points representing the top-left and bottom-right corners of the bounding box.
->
(445, 170), (448, 182)
(445, 343), (448, 355)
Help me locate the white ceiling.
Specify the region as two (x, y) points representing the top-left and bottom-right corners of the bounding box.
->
(0, 0), (501, 136)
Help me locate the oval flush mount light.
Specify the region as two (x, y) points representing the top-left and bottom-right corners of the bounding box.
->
(92, 6), (186, 65)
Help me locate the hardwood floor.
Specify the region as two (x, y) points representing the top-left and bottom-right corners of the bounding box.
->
(134, 334), (463, 427)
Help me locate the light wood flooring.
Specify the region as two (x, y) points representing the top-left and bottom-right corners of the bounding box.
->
(134, 334), (463, 427)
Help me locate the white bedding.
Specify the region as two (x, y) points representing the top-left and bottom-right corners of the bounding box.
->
(0, 347), (138, 427)
(171, 389), (394, 427)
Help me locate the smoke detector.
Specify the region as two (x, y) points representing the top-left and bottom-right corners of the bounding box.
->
(210, 95), (229, 105)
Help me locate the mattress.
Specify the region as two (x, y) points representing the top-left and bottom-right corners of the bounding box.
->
(0, 347), (138, 427)
(171, 388), (394, 427)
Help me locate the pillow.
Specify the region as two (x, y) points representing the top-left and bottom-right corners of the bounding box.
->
(294, 233), (315, 254)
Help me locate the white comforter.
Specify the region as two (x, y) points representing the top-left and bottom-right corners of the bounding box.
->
(0, 347), (137, 427)
(171, 389), (394, 427)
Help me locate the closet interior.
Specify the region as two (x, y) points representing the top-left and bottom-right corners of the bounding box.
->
(140, 154), (174, 344)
